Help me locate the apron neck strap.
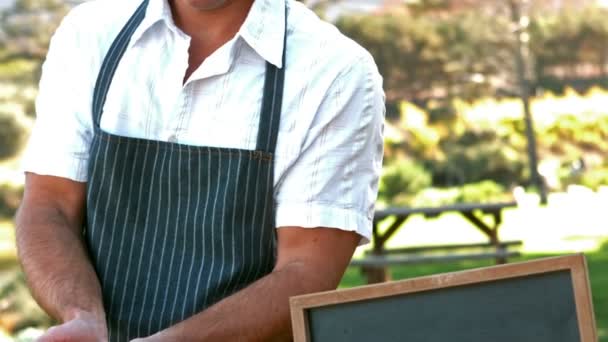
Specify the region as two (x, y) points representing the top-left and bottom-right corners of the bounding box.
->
(255, 7), (287, 154)
(92, 0), (149, 130)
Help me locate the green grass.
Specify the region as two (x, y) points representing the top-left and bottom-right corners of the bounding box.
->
(340, 242), (608, 341)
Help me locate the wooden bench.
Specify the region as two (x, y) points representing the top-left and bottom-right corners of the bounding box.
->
(351, 202), (522, 283)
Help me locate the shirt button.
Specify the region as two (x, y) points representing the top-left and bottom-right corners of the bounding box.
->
(168, 134), (178, 143)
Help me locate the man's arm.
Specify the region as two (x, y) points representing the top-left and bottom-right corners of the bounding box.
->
(135, 227), (360, 341)
(15, 173), (107, 341)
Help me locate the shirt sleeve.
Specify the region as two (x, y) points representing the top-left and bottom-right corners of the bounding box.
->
(21, 7), (96, 182)
(274, 52), (385, 245)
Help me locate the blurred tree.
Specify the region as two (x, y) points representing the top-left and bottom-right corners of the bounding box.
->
(0, 0), (68, 164)
(336, 9), (514, 105)
(579, 8), (608, 79)
(378, 158), (432, 204)
(0, 110), (25, 160)
(529, 6), (608, 92)
(407, 0), (449, 15)
(437, 11), (513, 100)
(432, 129), (527, 187)
(336, 13), (446, 103)
(0, 0), (69, 82)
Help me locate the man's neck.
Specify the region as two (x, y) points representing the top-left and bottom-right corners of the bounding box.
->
(170, 0), (255, 83)
(170, 0), (254, 45)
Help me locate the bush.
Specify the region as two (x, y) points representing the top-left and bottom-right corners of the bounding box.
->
(0, 184), (23, 220)
(541, 113), (608, 155)
(580, 168), (608, 191)
(0, 111), (26, 160)
(409, 181), (511, 207)
(378, 159), (432, 203)
(385, 88), (608, 195)
(409, 187), (460, 207)
(430, 130), (527, 187)
(455, 180), (510, 203)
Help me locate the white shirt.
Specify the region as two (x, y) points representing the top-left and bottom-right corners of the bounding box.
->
(22, 0), (385, 242)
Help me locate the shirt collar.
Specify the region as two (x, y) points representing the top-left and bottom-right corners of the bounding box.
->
(129, 0), (180, 49)
(239, 0), (286, 68)
(128, 0), (286, 68)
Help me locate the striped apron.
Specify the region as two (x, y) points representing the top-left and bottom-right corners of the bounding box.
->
(84, 1), (286, 340)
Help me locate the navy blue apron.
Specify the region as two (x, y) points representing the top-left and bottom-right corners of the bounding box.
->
(85, 1), (286, 340)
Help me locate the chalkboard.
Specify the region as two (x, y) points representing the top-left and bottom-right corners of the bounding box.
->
(290, 255), (596, 342)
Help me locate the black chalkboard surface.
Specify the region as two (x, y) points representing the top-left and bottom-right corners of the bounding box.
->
(290, 255), (596, 342)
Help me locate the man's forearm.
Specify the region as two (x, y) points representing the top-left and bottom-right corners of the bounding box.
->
(15, 204), (105, 322)
(151, 261), (335, 341)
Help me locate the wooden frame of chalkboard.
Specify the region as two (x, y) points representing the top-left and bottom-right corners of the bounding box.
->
(290, 254), (596, 342)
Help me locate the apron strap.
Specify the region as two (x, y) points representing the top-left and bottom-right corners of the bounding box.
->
(256, 8), (287, 154)
(91, 0), (149, 130)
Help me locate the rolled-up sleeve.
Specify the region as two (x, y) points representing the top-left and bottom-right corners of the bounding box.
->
(275, 52), (385, 244)
(21, 8), (95, 182)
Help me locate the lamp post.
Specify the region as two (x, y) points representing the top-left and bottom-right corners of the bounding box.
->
(508, 0), (548, 205)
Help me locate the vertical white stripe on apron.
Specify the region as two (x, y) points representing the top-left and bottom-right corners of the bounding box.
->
(251, 161), (273, 283)
(121, 141), (152, 338)
(148, 144), (175, 333)
(133, 142), (167, 337)
(192, 148), (212, 315)
(160, 146), (184, 326)
(244, 157), (263, 285)
(221, 149), (243, 298)
(203, 151), (223, 305)
(214, 153), (233, 298)
(181, 148), (201, 320)
(233, 153), (252, 291)
(103, 143), (136, 337)
(101, 140), (133, 338)
(89, 136), (111, 239)
(261, 164), (276, 270)
(95, 138), (122, 262)
(170, 147), (191, 322)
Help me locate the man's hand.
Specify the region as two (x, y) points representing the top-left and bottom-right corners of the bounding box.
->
(37, 310), (108, 342)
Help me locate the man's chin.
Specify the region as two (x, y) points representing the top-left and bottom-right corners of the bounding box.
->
(180, 0), (233, 11)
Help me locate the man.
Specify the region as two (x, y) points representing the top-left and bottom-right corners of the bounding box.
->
(16, 0), (384, 340)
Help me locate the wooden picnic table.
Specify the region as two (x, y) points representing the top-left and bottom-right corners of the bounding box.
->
(353, 202), (522, 283)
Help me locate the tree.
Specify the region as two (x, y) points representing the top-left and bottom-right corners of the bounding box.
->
(529, 6), (608, 91)
(336, 8), (514, 105)
(336, 13), (446, 102)
(0, 0), (69, 81)
(0, 0), (70, 163)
